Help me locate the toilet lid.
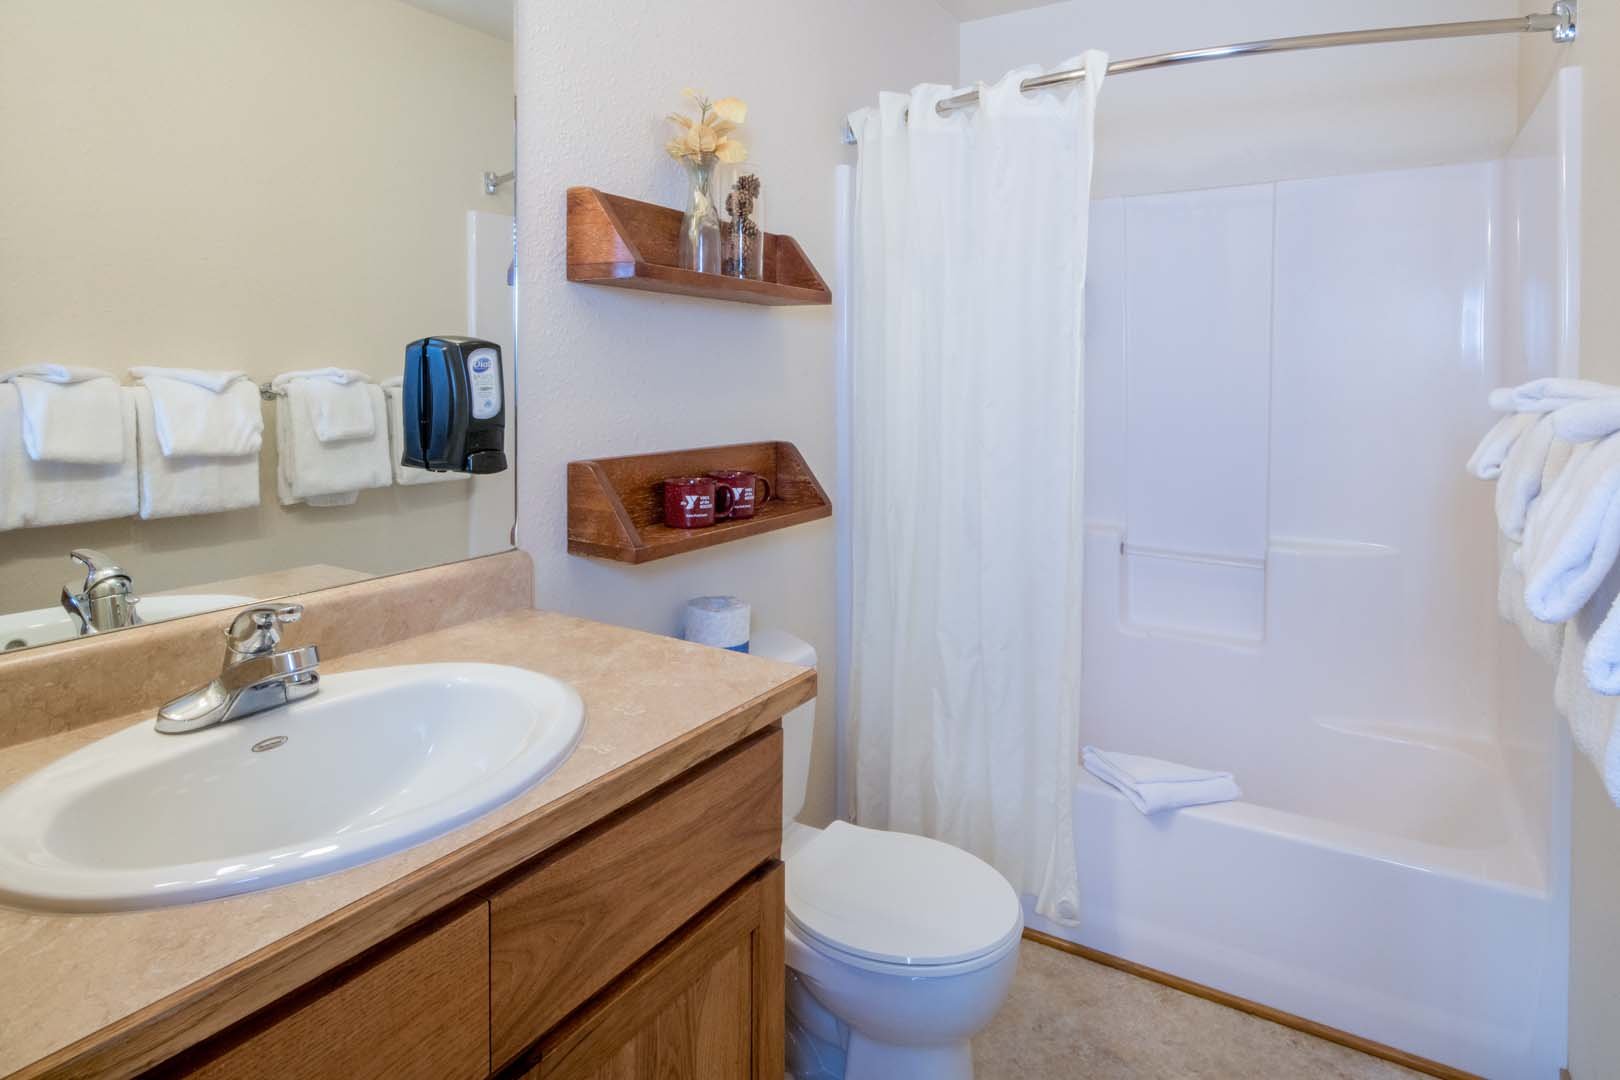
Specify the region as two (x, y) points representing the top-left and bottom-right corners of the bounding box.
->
(785, 821), (1022, 968)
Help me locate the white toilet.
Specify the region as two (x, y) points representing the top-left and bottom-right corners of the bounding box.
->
(751, 630), (1023, 1080)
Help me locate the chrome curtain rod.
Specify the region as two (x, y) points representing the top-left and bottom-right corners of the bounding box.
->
(841, 1), (1576, 144)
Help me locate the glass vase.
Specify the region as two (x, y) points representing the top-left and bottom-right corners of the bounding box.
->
(677, 157), (721, 274)
(718, 164), (766, 280)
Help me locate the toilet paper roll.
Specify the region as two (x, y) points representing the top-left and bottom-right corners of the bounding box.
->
(682, 596), (751, 652)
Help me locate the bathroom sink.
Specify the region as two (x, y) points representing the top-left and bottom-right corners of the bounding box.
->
(0, 663), (584, 912)
(0, 593), (255, 651)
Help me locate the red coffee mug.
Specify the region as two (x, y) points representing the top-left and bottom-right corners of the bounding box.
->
(708, 470), (772, 520)
(662, 476), (734, 528)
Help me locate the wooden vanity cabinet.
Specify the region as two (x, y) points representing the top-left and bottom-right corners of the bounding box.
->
(152, 729), (785, 1080)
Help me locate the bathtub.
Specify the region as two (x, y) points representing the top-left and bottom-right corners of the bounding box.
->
(1039, 723), (1562, 1079)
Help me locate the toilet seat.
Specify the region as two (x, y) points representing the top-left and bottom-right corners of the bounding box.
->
(785, 821), (1022, 976)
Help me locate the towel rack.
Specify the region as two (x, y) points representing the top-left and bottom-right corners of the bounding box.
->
(258, 382), (284, 401)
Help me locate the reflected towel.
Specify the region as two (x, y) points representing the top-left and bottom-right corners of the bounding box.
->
(379, 377), (467, 486)
(271, 368), (376, 442)
(132, 388), (260, 519)
(1490, 378), (1620, 414)
(129, 367), (262, 458)
(0, 384), (138, 529)
(274, 382), (391, 506)
(1081, 747), (1241, 816)
(1, 364), (125, 464)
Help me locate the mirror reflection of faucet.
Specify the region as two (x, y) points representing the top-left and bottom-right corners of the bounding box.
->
(155, 604), (320, 734)
(60, 549), (140, 636)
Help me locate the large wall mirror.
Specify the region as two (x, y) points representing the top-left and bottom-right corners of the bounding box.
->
(0, 0), (516, 652)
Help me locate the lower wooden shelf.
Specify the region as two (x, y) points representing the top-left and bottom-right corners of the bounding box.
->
(567, 441), (831, 564)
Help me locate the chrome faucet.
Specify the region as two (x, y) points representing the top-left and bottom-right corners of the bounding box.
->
(156, 604), (320, 734)
(61, 549), (140, 635)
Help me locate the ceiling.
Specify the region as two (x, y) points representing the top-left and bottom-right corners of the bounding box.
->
(396, 0), (512, 41)
(935, 0), (1065, 21)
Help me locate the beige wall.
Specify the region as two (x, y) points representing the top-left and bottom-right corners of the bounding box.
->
(513, 0), (959, 828)
(0, 0), (514, 610)
(1518, 1), (1620, 1074)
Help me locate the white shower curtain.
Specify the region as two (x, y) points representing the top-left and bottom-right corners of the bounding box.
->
(846, 53), (1106, 924)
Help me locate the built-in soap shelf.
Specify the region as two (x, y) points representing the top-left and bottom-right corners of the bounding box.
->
(567, 441), (831, 564)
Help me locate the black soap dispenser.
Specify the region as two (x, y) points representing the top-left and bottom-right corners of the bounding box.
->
(400, 337), (508, 475)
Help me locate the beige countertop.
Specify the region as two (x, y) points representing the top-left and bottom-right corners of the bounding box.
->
(0, 608), (814, 1079)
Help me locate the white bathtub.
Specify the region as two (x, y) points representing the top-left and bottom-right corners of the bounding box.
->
(1039, 724), (1562, 1079)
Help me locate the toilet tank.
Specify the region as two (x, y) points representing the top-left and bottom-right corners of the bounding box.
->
(748, 629), (816, 824)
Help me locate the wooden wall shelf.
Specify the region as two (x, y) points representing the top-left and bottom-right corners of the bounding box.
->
(566, 187), (832, 307)
(568, 441), (831, 564)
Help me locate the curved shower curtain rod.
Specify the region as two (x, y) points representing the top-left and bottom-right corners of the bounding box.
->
(840, 1), (1577, 144)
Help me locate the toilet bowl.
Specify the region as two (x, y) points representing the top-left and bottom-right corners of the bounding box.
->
(751, 630), (1023, 1080)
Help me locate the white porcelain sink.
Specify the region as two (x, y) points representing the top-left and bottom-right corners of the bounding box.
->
(0, 593), (255, 651)
(0, 663), (584, 912)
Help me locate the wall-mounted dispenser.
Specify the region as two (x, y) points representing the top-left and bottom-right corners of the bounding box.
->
(400, 337), (507, 475)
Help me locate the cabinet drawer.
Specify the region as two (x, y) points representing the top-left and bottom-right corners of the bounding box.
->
(488, 728), (782, 1067)
(157, 899), (490, 1080)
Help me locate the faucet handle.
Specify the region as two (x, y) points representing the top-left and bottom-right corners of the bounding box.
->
(226, 604), (304, 656)
(69, 548), (129, 590)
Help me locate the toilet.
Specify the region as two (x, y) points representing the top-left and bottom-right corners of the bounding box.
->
(751, 630), (1023, 1080)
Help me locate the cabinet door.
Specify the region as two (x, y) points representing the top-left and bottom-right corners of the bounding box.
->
(527, 862), (784, 1080)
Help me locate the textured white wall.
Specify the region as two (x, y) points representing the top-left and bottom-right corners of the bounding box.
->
(513, 0), (958, 826)
(959, 0), (1522, 197)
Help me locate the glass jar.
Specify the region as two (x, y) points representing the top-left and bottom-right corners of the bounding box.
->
(717, 164), (765, 280)
(677, 156), (721, 274)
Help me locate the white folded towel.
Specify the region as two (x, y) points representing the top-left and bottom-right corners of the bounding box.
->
(1502, 535), (1567, 662)
(1081, 747), (1242, 816)
(1, 364), (126, 465)
(1554, 584), (1620, 804)
(275, 382), (391, 506)
(132, 388), (260, 519)
(1522, 434), (1620, 622)
(1490, 378), (1620, 414)
(271, 368), (376, 442)
(380, 377), (468, 486)
(1552, 396), (1620, 444)
(0, 384), (138, 529)
(1495, 413), (1558, 541)
(129, 367), (263, 458)
(1467, 412), (1537, 479)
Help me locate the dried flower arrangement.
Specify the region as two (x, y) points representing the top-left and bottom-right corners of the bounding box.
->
(664, 89), (749, 166)
(723, 172), (763, 279)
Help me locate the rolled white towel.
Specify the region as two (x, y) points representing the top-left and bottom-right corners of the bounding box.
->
(1490, 378), (1620, 414)
(129, 367), (263, 458)
(1522, 434), (1620, 622)
(0, 364), (125, 465)
(1467, 412), (1537, 479)
(1495, 414), (1558, 541)
(1553, 396), (1620, 444)
(1081, 747), (1241, 816)
(271, 368), (376, 442)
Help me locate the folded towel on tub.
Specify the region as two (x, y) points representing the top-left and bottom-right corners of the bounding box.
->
(1490, 378), (1620, 414)
(1081, 747), (1241, 816)
(1467, 412), (1537, 480)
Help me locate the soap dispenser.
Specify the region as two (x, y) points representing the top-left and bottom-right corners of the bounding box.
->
(400, 337), (508, 475)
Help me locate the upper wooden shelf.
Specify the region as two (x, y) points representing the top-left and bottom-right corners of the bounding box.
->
(566, 187), (832, 307)
(568, 441), (831, 564)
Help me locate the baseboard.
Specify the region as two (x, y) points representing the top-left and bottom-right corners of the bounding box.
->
(1020, 928), (1481, 1080)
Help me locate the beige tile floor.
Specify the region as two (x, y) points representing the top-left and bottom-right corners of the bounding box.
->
(972, 940), (1427, 1080)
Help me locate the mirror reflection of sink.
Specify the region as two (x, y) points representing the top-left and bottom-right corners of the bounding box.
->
(0, 663), (585, 912)
(0, 593), (255, 651)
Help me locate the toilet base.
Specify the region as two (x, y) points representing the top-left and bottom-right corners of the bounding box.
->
(846, 1033), (973, 1080)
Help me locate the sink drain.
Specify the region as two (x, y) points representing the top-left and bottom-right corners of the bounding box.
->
(251, 736), (288, 753)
